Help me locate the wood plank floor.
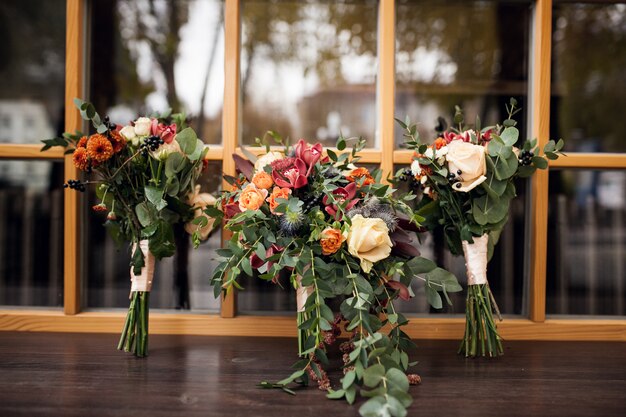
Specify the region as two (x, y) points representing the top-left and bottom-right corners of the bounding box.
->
(0, 332), (624, 417)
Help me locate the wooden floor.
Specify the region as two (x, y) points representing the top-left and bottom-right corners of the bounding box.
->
(0, 332), (624, 417)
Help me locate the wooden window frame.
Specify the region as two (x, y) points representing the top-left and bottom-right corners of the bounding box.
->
(0, 0), (624, 341)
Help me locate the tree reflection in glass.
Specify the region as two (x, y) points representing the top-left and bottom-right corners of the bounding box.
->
(240, 0), (378, 147)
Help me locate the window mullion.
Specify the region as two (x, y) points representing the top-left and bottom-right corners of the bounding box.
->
(63, 0), (85, 315)
(220, 0), (241, 318)
(529, 0), (553, 323)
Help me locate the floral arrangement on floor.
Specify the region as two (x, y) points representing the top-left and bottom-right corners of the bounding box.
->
(396, 99), (564, 357)
(207, 133), (461, 417)
(41, 99), (215, 357)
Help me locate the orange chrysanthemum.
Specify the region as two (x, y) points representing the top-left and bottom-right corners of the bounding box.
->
(346, 167), (375, 185)
(433, 137), (447, 150)
(77, 136), (89, 148)
(86, 134), (114, 163)
(109, 130), (126, 153)
(72, 147), (90, 171)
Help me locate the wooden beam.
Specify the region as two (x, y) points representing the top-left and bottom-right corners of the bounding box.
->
(220, 0), (240, 318)
(234, 146), (383, 164)
(1, 311), (624, 341)
(63, 0), (84, 315)
(378, 0), (395, 180)
(528, 0), (552, 323)
(549, 153), (626, 169)
(0, 145), (64, 159)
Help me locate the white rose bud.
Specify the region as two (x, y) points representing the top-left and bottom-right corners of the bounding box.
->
(119, 125), (136, 141)
(254, 151), (284, 172)
(446, 140), (487, 192)
(410, 160), (422, 176)
(134, 117), (152, 137)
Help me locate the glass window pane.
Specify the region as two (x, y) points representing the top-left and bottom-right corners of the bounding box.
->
(393, 165), (527, 316)
(0, 160), (64, 307)
(551, 3), (626, 153)
(89, 0), (224, 145)
(241, 0), (378, 148)
(0, 1), (66, 144)
(547, 169), (626, 316)
(85, 161), (223, 312)
(395, 0), (531, 148)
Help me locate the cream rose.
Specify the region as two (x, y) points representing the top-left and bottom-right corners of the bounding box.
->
(184, 185), (217, 241)
(134, 117), (152, 137)
(347, 215), (392, 273)
(119, 125), (136, 141)
(254, 151), (284, 172)
(446, 140), (487, 192)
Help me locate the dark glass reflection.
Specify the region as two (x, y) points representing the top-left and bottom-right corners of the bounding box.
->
(551, 3), (626, 153)
(0, 1), (66, 144)
(89, 0), (224, 144)
(240, 0), (378, 148)
(395, 0), (531, 148)
(86, 0), (225, 310)
(85, 161), (223, 311)
(547, 169), (626, 316)
(0, 160), (64, 307)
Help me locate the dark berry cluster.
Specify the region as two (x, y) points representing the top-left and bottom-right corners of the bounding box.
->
(140, 135), (164, 156)
(102, 116), (116, 132)
(448, 169), (463, 189)
(64, 179), (86, 192)
(398, 168), (421, 190)
(519, 150), (534, 166)
(302, 194), (322, 212)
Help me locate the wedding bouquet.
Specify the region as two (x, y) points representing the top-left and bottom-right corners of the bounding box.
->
(396, 99), (564, 357)
(42, 99), (214, 356)
(208, 133), (461, 417)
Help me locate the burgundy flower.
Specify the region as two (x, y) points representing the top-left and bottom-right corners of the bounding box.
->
(322, 182), (359, 219)
(294, 139), (323, 176)
(385, 280), (410, 301)
(223, 202), (242, 219)
(443, 131), (471, 143)
(151, 119), (177, 144)
(271, 157), (308, 189)
(249, 244), (285, 271)
(480, 129), (493, 143)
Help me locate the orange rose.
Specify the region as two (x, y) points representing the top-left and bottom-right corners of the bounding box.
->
(320, 227), (347, 255)
(238, 183), (268, 212)
(266, 186), (291, 214)
(252, 171), (274, 190)
(346, 167), (374, 185)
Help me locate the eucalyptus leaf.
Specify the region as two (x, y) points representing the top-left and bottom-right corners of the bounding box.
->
(135, 202), (157, 227)
(500, 127), (519, 146)
(165, 152), (186, 176)
(176, 127), (198, 155)
(363, 364), (385, 387)
(425, 286), (442, 309)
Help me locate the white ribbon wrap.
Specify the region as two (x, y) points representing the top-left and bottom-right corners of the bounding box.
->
(462, 234), (489, 285)
(130, 240), (155, 292)
(296, 275), (314, 312)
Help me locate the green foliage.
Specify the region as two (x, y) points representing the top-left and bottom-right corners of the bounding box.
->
(40, 99), (208, 271)
(209, 136), (460, 417)
(395, 100), (565, 251)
